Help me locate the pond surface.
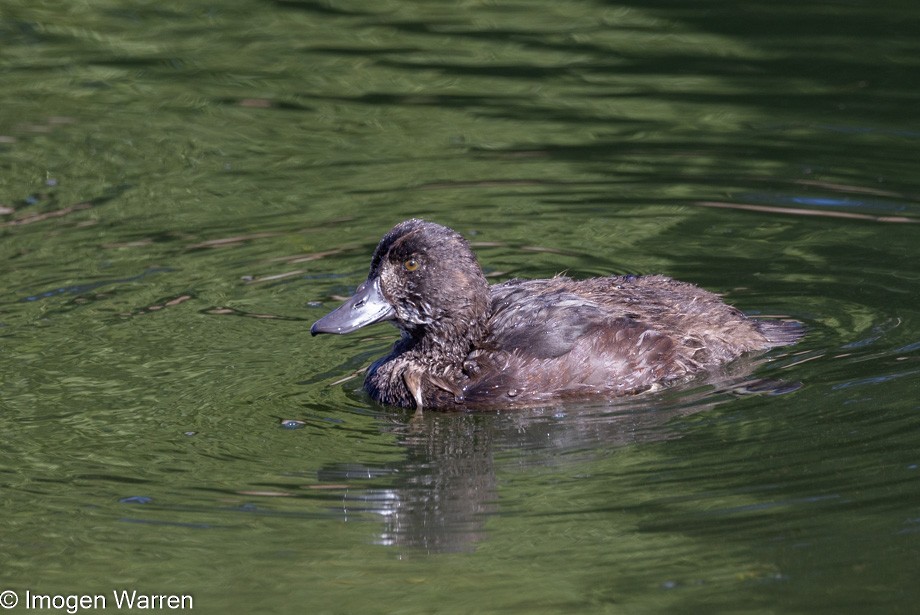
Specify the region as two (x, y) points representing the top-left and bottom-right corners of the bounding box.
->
(2, 0), (919, 613)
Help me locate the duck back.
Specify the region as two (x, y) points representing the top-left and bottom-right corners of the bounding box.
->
(455, 275), (802, 407)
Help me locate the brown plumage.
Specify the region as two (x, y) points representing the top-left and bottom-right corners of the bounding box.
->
(311, 219), (803, 410)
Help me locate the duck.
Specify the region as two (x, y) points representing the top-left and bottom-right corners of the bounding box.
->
(311, 219), (803, 410)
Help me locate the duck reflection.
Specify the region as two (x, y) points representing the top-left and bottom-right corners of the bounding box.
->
(317, 411), (498, 553)
(315, 368), (798, 553)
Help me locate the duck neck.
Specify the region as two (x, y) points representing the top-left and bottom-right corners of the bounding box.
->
(402, 315), (487, 370)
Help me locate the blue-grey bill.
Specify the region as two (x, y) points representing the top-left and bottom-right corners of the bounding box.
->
(311, 277), (395, 335)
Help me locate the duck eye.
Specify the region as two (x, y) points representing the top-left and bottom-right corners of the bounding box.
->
(403, 258), (420, 272)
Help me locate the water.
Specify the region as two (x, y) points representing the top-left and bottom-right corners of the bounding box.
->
(2, 0), (919, 613)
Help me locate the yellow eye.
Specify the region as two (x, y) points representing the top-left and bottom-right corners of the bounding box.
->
(403, 258), (420, 272)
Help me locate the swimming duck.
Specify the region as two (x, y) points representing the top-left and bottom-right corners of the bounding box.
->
(311, 219), (802, 410)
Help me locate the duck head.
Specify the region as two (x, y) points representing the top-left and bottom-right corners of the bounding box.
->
(311, 220), (490, 345)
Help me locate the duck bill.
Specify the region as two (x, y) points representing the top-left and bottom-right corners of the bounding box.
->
(311, 278), (395, 336)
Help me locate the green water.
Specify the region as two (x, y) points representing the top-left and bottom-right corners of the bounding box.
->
(2, 0), (919, 613)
